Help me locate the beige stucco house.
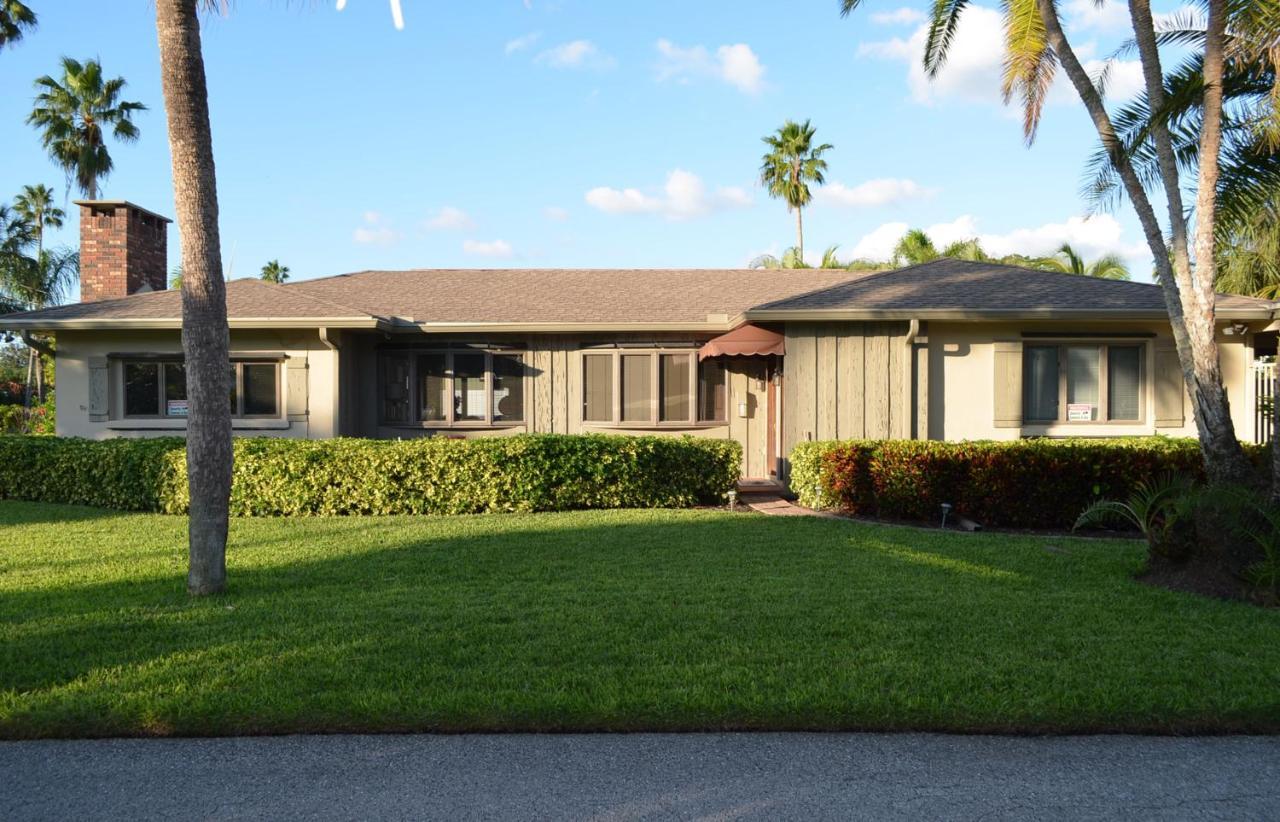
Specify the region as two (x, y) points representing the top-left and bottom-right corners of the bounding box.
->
(3, 200), (1277, 481)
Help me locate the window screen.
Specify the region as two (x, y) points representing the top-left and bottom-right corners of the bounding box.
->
(582, 354), (613, 422)
(492, 354), (525, 422)
(452, 353), (486, 421)
(418, 353), (447, 422)
(124, 362), (160, 417)
(382, 355), (411, 422)
(620, 354), (652, 422)
(659, 354), (691, 422)
(1108, 345), (1141, 421)
(1023, 346), (1058, 422)
(1065, 346), (1101, 421)
(697, 357), (727, 422)
(242, 364), (278, 416)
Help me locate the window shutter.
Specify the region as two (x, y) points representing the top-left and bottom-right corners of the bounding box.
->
(993, 340), (1023, 428)
(88, 357), (108, 422)
(286, 356), (308, 419)
(1154, 342), (1184, 427)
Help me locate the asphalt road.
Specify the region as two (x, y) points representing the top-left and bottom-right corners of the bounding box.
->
(4, 733), (1279, 821)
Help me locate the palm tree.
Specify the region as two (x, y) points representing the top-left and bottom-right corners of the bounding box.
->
(939, 237), (992, 262)
(750, 244), (882, 271)
(12, 184), (65, 259)
(27, 57), (146, 200)
(1033, 243), (1131, 280)
(1215, 199), (1280, 299)
(0, 0), (35, 52)
(6, 248), (77, 402)
(260, 259), (290, 284)
(892, 229), (939, 266)
(839, 0), (1260, 489)
(759, 120), (832, 262)
(155, 0), (232, 596)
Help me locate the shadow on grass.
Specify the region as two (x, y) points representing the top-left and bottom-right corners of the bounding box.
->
(3, 507), (1279, 736)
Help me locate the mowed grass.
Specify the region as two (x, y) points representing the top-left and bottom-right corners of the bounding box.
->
(2, 500), (1279, 738)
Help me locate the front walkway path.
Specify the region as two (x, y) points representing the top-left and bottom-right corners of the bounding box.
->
(739, 492), (835, 517)
(5, 733), (1279, 821)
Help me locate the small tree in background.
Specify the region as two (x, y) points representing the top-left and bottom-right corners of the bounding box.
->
(260, 259), (290, 284)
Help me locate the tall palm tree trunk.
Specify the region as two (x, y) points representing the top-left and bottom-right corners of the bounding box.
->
(155, 0), (232, 596)
(1037, 0), (1251, 486)
(795, 207), (804, 263)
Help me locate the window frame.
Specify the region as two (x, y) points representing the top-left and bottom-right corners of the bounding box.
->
(117, 355), (284, 421)
(1022, 340), (1147, 425)
(376, 347), (528, 428)
(579, 347), (728, 428)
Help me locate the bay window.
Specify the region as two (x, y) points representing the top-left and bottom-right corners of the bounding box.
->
(121, 358), (280, 419)
(582, 349), (727, 426)
(1023, 343), (1144, 423)
(378, 349), (525, 426)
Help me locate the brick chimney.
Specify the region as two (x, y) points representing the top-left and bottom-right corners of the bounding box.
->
(75, 200), (171, 302)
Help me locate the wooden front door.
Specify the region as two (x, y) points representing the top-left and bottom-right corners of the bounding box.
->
(728, 357), (774, 479)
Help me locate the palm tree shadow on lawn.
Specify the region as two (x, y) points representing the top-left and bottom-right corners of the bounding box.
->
(3, 509), (1279, 737)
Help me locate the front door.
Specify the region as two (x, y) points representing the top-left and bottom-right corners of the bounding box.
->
(727, 357), (774, 479)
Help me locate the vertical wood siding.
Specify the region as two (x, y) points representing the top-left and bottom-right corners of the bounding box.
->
(782, 321), (914, 475)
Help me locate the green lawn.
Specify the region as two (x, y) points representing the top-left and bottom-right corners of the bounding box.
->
(2, 500), (1279, 737)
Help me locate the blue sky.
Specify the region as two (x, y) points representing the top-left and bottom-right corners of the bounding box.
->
(0, 0), (1187, 289)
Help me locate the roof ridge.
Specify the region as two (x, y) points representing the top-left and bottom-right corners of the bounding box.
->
(251, 277), (377, 318)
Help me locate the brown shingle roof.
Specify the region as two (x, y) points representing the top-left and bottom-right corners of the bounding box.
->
(286, 268), (872, 325)
(749, 258), (1276, 316)
(1, 260), (1274, 328)
(0, 278), (376, 327)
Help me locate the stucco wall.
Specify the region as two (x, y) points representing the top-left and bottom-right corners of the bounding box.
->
(924, 320), (1259, 442)
(53, 329), (338, 439)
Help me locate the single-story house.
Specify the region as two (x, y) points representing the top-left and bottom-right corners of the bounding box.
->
(3, 200), (1277, 481)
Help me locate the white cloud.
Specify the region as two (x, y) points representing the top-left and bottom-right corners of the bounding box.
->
(535, 40), (616, 70)
(585, 169), (753, 220)
(423, 206), (475, 231)
(352, 211), (398, 246)
(859, 4), (1144, 108)
(848, 213), (1148, 263)
(542, 206), (569, 221)
(815, 178), (936, 208)
(654, 39), (766, 94)
(505, 31), (541, 55)
(463, 239), (515, 258)
(870, 7), (925, 25)
(1061, 0), (1131, 32)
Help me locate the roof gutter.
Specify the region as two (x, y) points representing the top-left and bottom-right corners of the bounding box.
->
(745, 307), (1277, 322)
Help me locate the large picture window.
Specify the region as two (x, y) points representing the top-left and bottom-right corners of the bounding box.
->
(581, 349), (727, 426)
(121, 358), (280, 419)
(1023, 343), (1144, 423)
(379, 349), (525, 426)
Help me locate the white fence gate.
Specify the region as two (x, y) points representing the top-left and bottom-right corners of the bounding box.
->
(1254, 362), (1275, 445)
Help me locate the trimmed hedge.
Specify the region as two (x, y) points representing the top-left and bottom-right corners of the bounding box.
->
(0, 433), (741, 516)
(791, 438), (1267, 530)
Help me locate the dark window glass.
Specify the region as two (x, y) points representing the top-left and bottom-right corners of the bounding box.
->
(382, 355), (410, 422)
(229, 366), (238, 414)
(453, 353), (486, 421)
(1023, 346), (1059, 422)
(583, 354), (613, 422)
(418, 353), (447, 422)
(124, 362), (160, 416)
(697, 358), (727, 422)
(659, 354), (691, 422)
(163, 363), (187, 417)
(1108, 346), (1141, 421)
(242, 364), (278, 416)
(621, 354), (652, 422)
(492, 354), (525, 422)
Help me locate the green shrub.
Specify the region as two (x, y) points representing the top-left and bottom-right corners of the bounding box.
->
(0, 433), (741, 516)
(791, 437), (1266, 530)
(0, 396), (54, 435)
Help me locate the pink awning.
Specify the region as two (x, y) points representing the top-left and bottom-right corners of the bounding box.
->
(698, 323), (785, 360)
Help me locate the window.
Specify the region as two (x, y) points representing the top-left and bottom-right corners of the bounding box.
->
(377, 349), (526, 426)
(1023, 343), (1143, 423)
(122, 358), (280, 419)
(581, 349), (727, 426)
